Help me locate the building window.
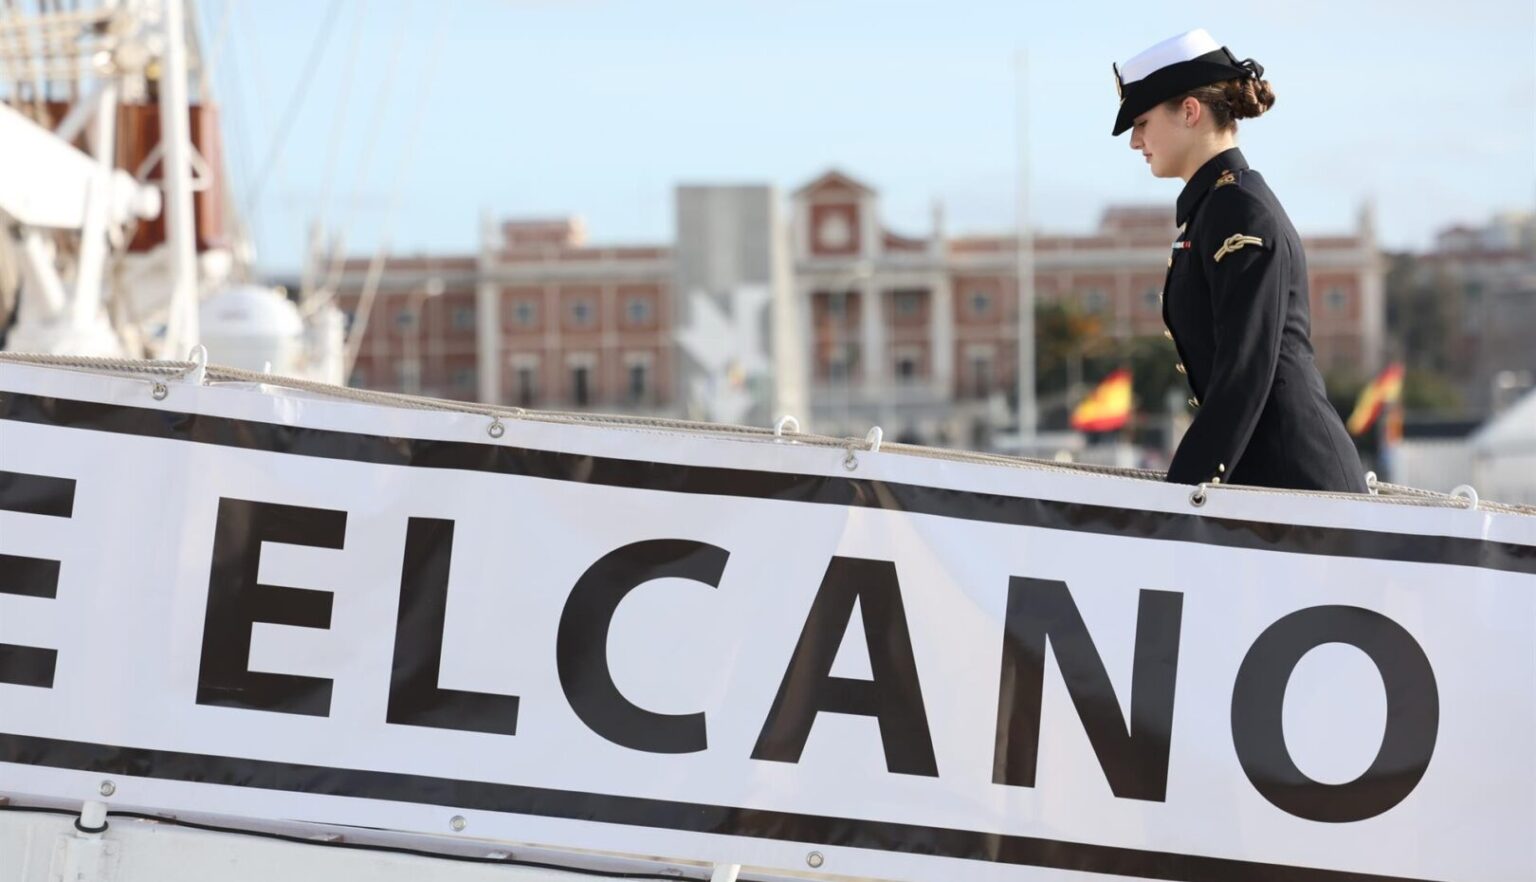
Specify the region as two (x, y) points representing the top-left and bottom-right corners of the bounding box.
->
(893, 289), (923, 317)
(571, 364), (592, 406)
(570, 299), (595, 327)
(1462, 282), (1484, 331)
(968, 350), (994, 398)
(827, 343), (858, 382)
(824, 290), (850, 321)
(396, 362), (419, 390)
(1325, 286), (1348, 312)
(625, 297), (652, 325)
(513, 300), (537, 328)
(627, 362), (648, 403)
(514, 363), (539, 407)
(395, 308), (416, 331)
(1083, 288), (1108, 314)
(452, 367), (475, 390)
(970, 291), (992, 317)
(1143, 287), (1161, 310)
(895, 352), (919, 382)
(452, 306), (476, 331)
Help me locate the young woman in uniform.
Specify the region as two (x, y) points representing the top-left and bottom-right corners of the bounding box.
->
(1113, 29), (1367, 492)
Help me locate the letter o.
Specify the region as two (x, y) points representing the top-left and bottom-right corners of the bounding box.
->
(1231, 605), (1438, 823)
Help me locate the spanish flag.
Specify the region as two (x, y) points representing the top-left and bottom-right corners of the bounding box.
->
(1070, 368), (1133, 432)
(1346, 362), (1405, 436)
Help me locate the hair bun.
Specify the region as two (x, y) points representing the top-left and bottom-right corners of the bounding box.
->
(1224, 77), (1276, 119)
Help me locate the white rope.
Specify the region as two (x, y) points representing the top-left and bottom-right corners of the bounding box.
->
(2, 352), (1532, 518)
(324, 0), (413, 300)
(197, 0), (237, 102)
(341, 2), (451, 381)
(1192, 473), (1536, 516)
(242, 0), (343, 215)
(313, 0), (368, 238)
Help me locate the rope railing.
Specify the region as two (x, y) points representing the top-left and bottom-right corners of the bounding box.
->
(3, 351), (1531, 518)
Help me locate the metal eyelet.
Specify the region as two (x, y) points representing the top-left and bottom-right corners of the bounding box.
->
(1189, 486), (1208, 507)
(150, 382), (168, 400)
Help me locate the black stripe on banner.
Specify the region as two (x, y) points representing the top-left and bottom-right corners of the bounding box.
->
(0, 469), (75, 518)
(0, 732), (1438, 882)
(0, 554), (61, 599)
(0, 647), (56, 688)
(0, 550), (61, 687)
(1, 389), (1533, 576)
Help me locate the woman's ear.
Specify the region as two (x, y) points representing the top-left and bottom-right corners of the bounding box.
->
(1182, 96), (1203, 128)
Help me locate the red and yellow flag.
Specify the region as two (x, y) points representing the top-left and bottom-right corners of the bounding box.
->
(1346, 362), (1405, 436)
(1070, 368), (1133, 432)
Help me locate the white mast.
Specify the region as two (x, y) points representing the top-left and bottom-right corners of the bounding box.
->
(157, 0), (200, 356)
(1014, 48), (1038, 445)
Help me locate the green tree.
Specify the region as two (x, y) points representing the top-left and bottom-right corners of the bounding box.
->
(1382, 251), (1468, 416)
(1402, 368), (1463, 413)
(1033, 302), (1105, 429)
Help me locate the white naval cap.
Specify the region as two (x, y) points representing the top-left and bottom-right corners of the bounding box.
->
(1111, 29), (1264, 136)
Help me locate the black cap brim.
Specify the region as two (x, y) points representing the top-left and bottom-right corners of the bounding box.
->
(1112, 50), (1249, 136)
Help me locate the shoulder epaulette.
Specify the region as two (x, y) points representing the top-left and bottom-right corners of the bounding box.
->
(1213, 168), (1242, 190)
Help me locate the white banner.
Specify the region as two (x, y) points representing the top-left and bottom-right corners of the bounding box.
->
(0, 361), (1533, 882)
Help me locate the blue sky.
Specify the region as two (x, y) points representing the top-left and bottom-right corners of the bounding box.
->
(202, 0), (1536, 273)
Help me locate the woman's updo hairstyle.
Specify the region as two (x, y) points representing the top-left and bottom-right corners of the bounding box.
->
(1164, 76), (1276, 130)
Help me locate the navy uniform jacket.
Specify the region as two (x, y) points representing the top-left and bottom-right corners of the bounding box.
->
(1163, 148), (1367, 492)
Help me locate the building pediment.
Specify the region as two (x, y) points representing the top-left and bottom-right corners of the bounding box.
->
(793, 169), (876, 200)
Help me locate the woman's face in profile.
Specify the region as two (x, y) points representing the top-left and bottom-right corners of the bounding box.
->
(1128, 103), (1190, 179)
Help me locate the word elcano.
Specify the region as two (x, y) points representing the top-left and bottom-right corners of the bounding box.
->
(5, 492), (1441, 825)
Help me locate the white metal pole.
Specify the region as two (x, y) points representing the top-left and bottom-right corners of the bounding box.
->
(843, 286), (853, 433)
(768, 202), (804, 426)
(475, 209), (501, 404)
(406, 287), (424, 395)
(158, 0), (200, 356)
(71, 80), (118, 322)
(342, 243), (391, 381)
(1014, 49), (1037, 445)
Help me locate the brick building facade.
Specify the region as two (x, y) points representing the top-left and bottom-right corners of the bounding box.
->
(333, 169), (1383, 442)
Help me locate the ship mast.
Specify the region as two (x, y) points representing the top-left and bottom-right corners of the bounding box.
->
(157, 0), (200, 357)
